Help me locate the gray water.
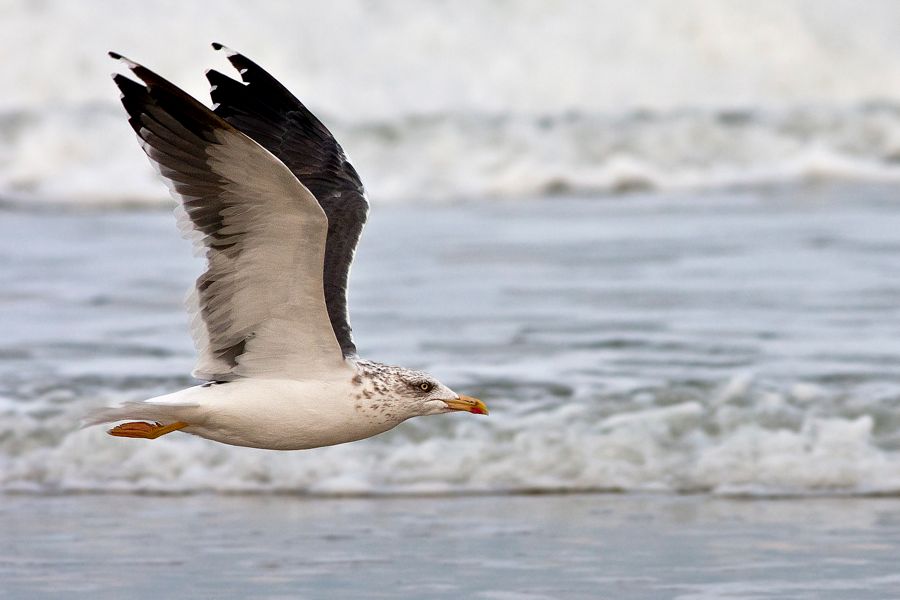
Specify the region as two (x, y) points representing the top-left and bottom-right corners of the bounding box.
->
(2, 184), (900, 598)
(3, 494), (900, 599)
(12, 2), (900, 205)
(1, 184), (899, 495)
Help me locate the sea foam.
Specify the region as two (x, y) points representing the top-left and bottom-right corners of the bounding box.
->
(8, 1), (900, 204)
(6, 106), (900, 205)
(2, 373), (900, 496)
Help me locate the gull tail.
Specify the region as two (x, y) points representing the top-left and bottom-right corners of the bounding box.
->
(82, 400), (198, 429)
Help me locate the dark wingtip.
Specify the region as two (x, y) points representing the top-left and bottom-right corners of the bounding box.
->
(109, 51), (140, 70)
(211, 42), (237, 57)
(111, 72), (132, 86)
(205, 68), (230, 85)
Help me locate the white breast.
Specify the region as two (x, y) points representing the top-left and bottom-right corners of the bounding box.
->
(173, 377), (401, 450)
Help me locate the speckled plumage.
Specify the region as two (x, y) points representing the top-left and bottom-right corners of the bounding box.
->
(88, 46), (487, 450)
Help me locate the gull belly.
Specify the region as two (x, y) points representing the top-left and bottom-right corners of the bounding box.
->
(158, 377), (398, 451)
(91, 47), (489, 452)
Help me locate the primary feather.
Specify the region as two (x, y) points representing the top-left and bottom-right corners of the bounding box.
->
(111, 52), (343, 380)
(89, 47), (488, 452)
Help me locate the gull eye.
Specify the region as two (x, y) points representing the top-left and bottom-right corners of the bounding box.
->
(418, 381), (433, 392)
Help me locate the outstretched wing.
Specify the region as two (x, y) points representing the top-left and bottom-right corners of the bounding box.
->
(205, 43), (368, 358)
(111, 52), (346, 381)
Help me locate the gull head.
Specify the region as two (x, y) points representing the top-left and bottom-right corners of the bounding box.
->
(354, 360), (488, 420)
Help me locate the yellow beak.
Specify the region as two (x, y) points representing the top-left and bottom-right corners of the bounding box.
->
(444, 395), (489, 415)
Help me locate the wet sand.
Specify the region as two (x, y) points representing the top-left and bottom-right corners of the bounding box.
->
(4, 493), (900, 599)
(3, 187), (900, 598)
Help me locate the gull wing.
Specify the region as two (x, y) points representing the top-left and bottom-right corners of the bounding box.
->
(111, 53), (346, 380)
(205, 43), (368, 358)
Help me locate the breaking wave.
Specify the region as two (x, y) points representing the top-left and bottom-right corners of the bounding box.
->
(2, 373), (900, 496)
(7, 1), (900, 205)
(5, 104), (900, 205)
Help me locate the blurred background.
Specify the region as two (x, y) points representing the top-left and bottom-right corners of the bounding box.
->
(7, 0), (900, 204)
(1, 0), (899, 496)
(5, 2), (900, 596)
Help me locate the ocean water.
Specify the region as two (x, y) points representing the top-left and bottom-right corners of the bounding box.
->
(5, 2), (900, 597)
(2, 184), (899, 496)
(5, 494), (900, 599)
(8, 1), (900, 204)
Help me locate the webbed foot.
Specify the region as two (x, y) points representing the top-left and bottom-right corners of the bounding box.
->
(107, 421), (188, 439)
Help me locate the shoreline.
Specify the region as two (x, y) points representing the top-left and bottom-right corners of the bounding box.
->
(4, 493), (900, 599)
(7, 488), (900, 500)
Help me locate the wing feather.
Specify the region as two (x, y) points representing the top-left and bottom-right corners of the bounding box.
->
(111, 53), (346, 380)
(207, 44), (368, 358)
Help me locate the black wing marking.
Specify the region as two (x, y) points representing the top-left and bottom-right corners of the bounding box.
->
(206, 43), (368, 358)
(110, 52), (343, 380)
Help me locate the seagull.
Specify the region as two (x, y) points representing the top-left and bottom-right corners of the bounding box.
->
(87, 44), (488, 450)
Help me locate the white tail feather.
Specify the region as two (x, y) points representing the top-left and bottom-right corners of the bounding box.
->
(82, 401), (196, 428)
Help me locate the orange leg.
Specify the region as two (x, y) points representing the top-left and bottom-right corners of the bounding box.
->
(108, 421), (189, 439)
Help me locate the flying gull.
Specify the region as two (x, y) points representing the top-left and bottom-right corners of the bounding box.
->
(88, 45), (488, 450)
